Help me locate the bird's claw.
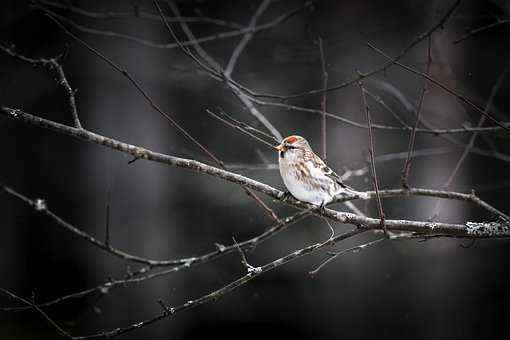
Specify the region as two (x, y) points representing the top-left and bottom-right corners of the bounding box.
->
(319, 201), (327, 214)
(281, 190), (293, 202)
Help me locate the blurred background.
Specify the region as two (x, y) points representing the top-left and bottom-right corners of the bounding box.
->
(1, 0), (510, 339)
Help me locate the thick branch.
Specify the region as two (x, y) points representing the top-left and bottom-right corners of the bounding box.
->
(2, 107), (509, 236)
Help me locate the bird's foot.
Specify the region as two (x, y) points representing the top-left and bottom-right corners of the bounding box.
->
(280, 190), (293, 202)
(319, 201), (327, 214)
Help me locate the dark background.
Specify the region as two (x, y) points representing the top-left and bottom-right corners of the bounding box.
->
(1, 0), (510, 339)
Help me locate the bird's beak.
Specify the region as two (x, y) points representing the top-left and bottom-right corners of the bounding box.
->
(274, 144), (285, 152)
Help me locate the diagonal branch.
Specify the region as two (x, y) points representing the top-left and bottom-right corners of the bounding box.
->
(0, 288), (72, 339)
(37, 0), (244, 29)
(4, 107), (510, 234)
(453, 17), (510, 44)
(252, 0), (461, 100)
(318, 36), (328, 160)
(401, 35), (432, 188)
(158, 0), (283, 141)
(367, 42), (510, 133)
(358, 80), (386, 231)
(224, 0), (272, 77)
(1, 210), (310, 311)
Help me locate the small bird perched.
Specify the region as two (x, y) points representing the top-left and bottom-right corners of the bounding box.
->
(275, 135), (368, 212)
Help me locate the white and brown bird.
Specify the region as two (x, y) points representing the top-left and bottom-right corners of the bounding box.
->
(275, 135), (367, 212)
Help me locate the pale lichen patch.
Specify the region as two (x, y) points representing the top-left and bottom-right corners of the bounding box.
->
(466, 220), (510, 237)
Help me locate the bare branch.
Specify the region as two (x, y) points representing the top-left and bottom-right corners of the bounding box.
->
(431, 70), (508, 220)
(156, 0), (283, 140)
(401, 35), (432, 188)
(3, 106), (509, 232)
(34, 1), (313, 51)
(318, 36), (328, 160)
(444, 70), (508, 188)
(37, 0), (244, 29)
(232, 237), (262, 274)
(1, 210), (310, 311)
(252, 0), (461, 100)
(367, 42), (510, 133)
(0, 44), (82, 128)
(56, 228), (363, 339)
(248, 95), (510, 135)
(453, 17), (510, 44)
(224, 0), (272, 77)
(0, 288), (72, 339)
(309, 232), (382, 275)
(358, 80), (386, 232)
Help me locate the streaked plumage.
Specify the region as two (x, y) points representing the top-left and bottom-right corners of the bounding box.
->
(275, 135), (367, 207)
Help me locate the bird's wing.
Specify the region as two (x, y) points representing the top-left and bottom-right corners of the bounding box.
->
(304, 150), (355, 191)
(320, 164), (355, 191)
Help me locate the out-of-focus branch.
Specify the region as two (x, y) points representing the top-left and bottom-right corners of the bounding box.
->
(252, 0), (461, 100)
(248, 95), (510, 135)
(157, 0), (283, 140)
(367, 42), (510, 133)
(401, 36), (432, 188)
(318, 36), (328, 160)
(364, 88), (411, 128)
(431, 70), (508, 220)
(453, 17), (510, 44)
(36, 0), (244, 29)
(444, 71), (508, 188)
(33, 0), (313, 51)
(224, 0), (272, 77)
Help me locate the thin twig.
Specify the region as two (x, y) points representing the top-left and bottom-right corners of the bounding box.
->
(43, 13), (224, 164)
(453, 18), (510, 44)
(248, 95), (510, 135)
(153, 0), (283, 222)
(401, 35), (432, 188)
(1, 209), (310, 311)
(309, 232), (382, 275)
(53, 228), (363, 339)
(0, 44), (82, 128)
(431, 70), (509, 220)
(367, 42), (510, 133)
(364, 88), (411, 128)
(0, 288), (72, 339)
(34, 0), (313, 53)
(232, 236), (262, 274)
(37, 0), (244, 29)
(252, 0), (461, 100)
(206, 108), (277, 150)
(358, 80), (386, 232)
(158, 0), (283, 141)
(444, 70), (508, 189)
(318, 36), (328, 160)
(224, 0), (272, 77)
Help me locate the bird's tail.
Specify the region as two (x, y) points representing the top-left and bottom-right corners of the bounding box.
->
(337, 187), (369, 200)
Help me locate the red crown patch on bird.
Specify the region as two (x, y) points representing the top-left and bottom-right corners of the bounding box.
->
(283, 135), (298, 144)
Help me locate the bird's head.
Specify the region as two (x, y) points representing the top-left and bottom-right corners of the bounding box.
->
(274, 135), (309, 158)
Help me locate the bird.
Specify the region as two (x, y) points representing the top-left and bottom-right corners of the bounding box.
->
(274, 135), (368, 212)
